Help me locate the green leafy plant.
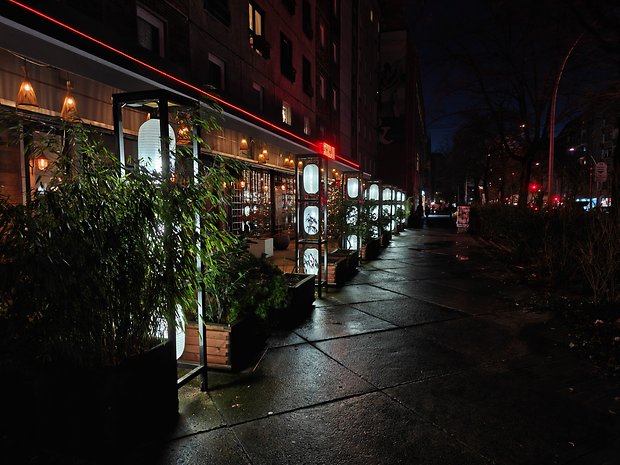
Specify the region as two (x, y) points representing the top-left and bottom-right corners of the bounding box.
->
(202, 240), (289, 324)
(0, 107), (237, 369)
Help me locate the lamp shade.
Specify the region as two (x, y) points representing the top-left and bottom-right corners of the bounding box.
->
(138, 118), (176, 174)
(346, 177), (359, 199)
(382, 188), (392, 201)
(346, 234), (358, 251)
(303, 248), (320, 275)
(303, 206), (319, 235)
(303, 163), (319, 194)
(16, 78), (38, 108)
(368, 184), (379, 201)
(346, 206), (358, 225)
(60, 81), (79, 121)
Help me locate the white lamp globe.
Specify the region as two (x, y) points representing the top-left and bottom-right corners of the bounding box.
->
(368, 183), (379, 201)
(347, 177), (359, 199)
(138, 118), (176, 174)
(303, 163), (319, 194)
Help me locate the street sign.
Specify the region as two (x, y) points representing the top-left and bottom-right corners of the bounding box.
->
(594, 162), (607, 183)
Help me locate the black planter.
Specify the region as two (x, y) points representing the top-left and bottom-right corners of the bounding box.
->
(271, 273), (315, 326)
(4, 340), (178, 459)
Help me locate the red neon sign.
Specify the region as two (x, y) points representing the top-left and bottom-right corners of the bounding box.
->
(321, 142), (336, 160)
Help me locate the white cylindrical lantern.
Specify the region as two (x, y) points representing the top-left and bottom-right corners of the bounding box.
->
(346, 206), (358, 225)
(303, 206), (319, 235)
(347, 177), (359, 199)
(138, 118), (176, 174)
(346, 234), (358, 251)
(303, 248), (319, 275)
(371, 206), (379, 221)
(368, 184), (379, 201)
(303, 163), (319, 194)
(391, 220), (397, 231)
(382, 188), (391, 201)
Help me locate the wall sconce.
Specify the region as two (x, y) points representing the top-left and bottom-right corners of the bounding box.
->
(29, 154), (49, 174)
(262, 149), (269, 161)
(258, 152), (265, 164)
(176, 115), (192, 145)
(240, 138), (249, 151)
(239, 179), (246, 189)
(16, 64), (38, 109)
(60, 80), (79, 121)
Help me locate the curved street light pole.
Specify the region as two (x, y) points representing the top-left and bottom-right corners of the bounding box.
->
(548, 32), (584, 203)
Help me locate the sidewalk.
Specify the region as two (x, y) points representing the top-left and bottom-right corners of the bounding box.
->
(135, 220), (620, 464)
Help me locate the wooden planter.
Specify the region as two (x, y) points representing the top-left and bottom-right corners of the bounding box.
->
(270, 273), (316, 327)
(181, 319), (265, 371)
(327, 256), (347, 286)
(380, 231), (392, 247)
(361, 238), (381, 261)
(6, 340), (178, 458)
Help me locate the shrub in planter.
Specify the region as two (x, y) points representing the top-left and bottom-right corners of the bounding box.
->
(0, 109), (238, 458)
(193, 240), (289, 369)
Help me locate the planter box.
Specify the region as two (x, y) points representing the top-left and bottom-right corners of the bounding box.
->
(380, 231), (392, 247)
(5, 340), (178, 458)
(271, 273), (316, 327)
(361, 238), (381, 261)
(327, 256), (347, 286)
(248, 237), (274, 258)
(330, 249), (359, 275)
(181, 319), (265, 371)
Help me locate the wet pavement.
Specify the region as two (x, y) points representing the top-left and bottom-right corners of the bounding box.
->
(134, 217), (619, 465)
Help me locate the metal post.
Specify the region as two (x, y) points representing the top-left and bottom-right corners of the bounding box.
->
(548, 33), (583, 202)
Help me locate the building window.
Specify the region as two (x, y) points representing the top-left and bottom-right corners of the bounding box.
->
(249, 2), (270, 58)
(251, 82), (264, 111)
(204, 0), (231, 26)
(332, 42), (337, 63)
(282, 0), (296, 15)
(304, 116), (311, 135)
(302, 0), (313, 39)
(319, 22), (326, 48)
(137, 5), (165, 57)
(370, 9), (374, 22)
(319, 75), (326, 99)
(332, 87), (337, 110)
(282, 101), (292, 125)
(302, 56), (313, 96)
(280, 33), (296, 82)
(208, 54), (225, 90)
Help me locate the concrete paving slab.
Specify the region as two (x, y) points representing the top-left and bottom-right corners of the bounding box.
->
(325, 283), (408, 304)
(293, 305), (396, 341)
(385, 365), (618, 465)
(232, 391), (490, 465)
(346, 268), (413, 284)
(172, 379), (226, 439)
(267, 329), (308, 348)
(352, 297), (465, 327)
(208, 344), (374, 424)
(146, 427), (251, 465)
(315, 328), (473, 388)
(372, 280), (509, 315)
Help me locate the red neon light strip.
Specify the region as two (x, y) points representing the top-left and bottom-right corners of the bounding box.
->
(9, 0), (361, 168)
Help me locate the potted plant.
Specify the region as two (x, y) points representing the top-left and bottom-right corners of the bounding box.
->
(181, 239), (289, 370)
(0, 108), (236, 458)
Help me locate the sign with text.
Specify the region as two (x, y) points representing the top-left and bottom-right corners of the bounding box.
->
(320, 142), (336, 160)
(456, 205), (470, 230)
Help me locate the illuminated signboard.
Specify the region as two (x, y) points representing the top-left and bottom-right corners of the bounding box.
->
(321, 142), (336, 160)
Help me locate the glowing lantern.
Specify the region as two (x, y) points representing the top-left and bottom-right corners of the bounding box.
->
(303, 163), (319, 194)
(382, 188), (391, 201)
(138, 118), (176, 174)
(304, 206), (319, 235)
(303, 248), (319, 275)
(368, 184), (379, 201)
(347, 177), (359, 199)
(346, 234), (358, 251)
(346, 206), (358, 225)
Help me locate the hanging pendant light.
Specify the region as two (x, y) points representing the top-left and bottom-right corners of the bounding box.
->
(16, 65), (38, 109)
(60, 80), (79, 121)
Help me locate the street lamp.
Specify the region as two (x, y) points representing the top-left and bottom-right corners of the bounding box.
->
(548, 33), (583, 203)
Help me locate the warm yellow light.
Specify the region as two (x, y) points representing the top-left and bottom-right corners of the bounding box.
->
(239, 180), (246, 189)
(240, 138), (249, 151)
(60, 80), (79, 121)
(36, 156), (49, 171)
(16, 74), (38, 109)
